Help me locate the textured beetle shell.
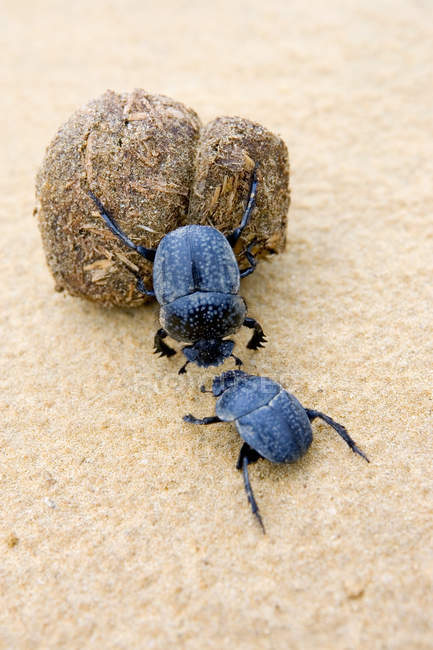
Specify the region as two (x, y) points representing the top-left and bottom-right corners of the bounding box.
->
(160, 293), (246, 343)
(153, 225), (240, 305)
(216, 376), (313, 463)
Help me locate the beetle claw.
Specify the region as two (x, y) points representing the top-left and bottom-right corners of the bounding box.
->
(153, 345), (176, 358)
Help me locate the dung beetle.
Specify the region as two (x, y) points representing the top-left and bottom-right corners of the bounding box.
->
(183, 370), (369, 532)
(88, 168), (266, 373)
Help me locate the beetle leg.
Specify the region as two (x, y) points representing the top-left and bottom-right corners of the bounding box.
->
(226, 165), (258, 248)
(305, 409), (370, 463)
(239, 241), (257, 279)
(135, 276), (155, 297)
(154, 328), (176, 358)
(243, 317), (267, 350)
(183, 414), (222, 425)
(88, 191), (156, 262)
(89, 192), (156, 296)
(231, 354), (243, 368)
(236, 442), (262, 469)
(178, 360), (190, 374)
(236, 443), (265, 534)
(127, 269), (155, 297)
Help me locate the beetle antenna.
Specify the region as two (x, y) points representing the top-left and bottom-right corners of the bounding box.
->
(200, 385), (212, 393)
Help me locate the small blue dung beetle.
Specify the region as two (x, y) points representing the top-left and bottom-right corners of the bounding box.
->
(184, 370), (369, 532)
(88, 168), (266, 373)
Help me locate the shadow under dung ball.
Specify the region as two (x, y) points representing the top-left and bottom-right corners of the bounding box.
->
(36, 89), (290, 308)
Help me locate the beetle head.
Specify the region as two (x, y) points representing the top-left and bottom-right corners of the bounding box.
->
(182, 339), (235, 368)
(211, 369), (249, 396)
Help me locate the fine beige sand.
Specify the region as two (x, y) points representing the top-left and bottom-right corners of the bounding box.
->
(1, 1), (432, 648)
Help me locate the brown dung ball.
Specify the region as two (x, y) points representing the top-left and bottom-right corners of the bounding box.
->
(187, 116), (290, 257)
(36, 89), (290, 307)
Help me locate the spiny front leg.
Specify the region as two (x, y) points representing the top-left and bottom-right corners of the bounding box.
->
(154, 328), (176, 358)
(243, 317), (267, 350)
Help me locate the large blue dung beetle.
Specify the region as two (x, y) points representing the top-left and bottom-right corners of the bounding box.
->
(88, 168), (266, 373)
(184, 370), (369, 532)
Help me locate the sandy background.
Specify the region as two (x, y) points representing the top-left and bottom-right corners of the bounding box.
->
(1, 1), (433, 648)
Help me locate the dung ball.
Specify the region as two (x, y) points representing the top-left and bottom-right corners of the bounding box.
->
(36, 90), (290, 307)
(36, 89), (201, 307)
(187, 115), (290, 257)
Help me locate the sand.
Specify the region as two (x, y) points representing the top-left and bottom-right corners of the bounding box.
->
(1, 1), (432, 648)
